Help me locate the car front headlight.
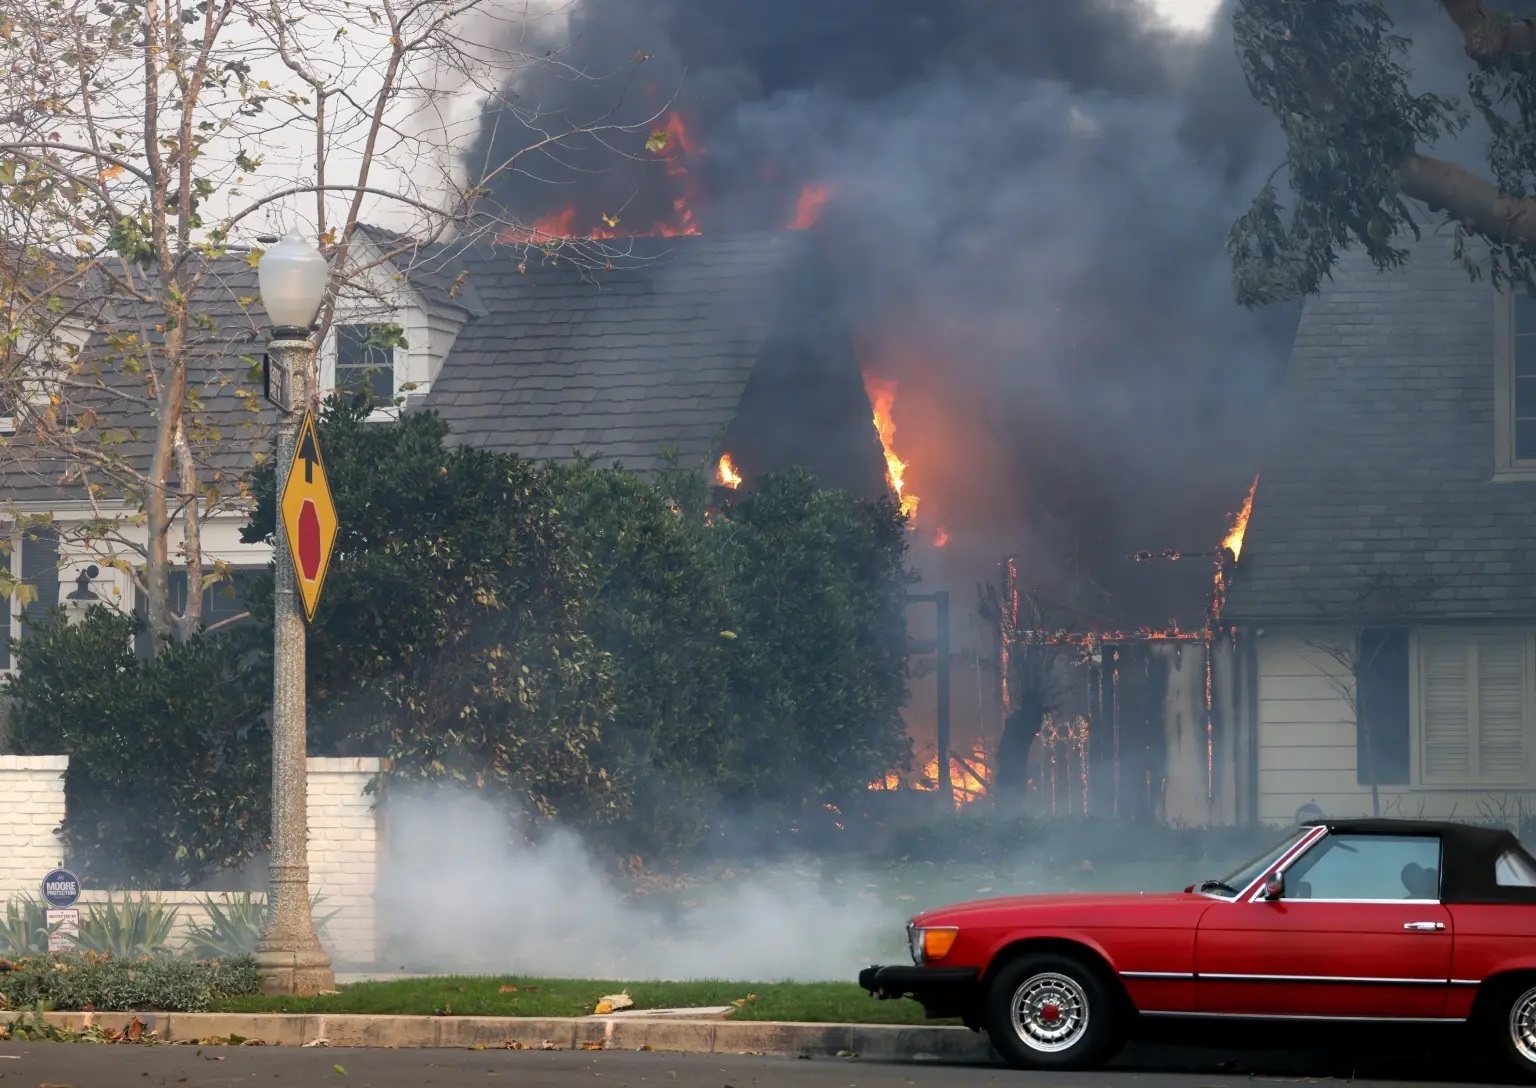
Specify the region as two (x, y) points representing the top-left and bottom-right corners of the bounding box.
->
(907, 923), (959, 965)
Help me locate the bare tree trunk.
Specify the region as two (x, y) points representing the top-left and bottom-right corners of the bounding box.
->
(144, 350), (187, 645)
(174, 417), (203, 637)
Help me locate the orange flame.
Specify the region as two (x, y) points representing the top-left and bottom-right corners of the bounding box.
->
(934, 525), (950, 548)
(717, 452), (742, 489)
(862, 372), (919, 522)
(498, 112), (702, 243)
(867, 741), (990, 808)
(1221, 475), (1258, 561)
(786, 183), (832, 230)
(650, 112), (702, 238)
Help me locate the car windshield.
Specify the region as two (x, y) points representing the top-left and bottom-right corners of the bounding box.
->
(1192, 828), (1309, 898)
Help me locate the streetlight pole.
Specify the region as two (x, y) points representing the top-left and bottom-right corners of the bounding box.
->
(254, 229), (334, 996)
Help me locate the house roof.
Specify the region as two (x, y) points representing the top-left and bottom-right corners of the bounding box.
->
(0, 256), (276, 508)
(1222, 227), (1536, 625)
(419, 230), (825, 474)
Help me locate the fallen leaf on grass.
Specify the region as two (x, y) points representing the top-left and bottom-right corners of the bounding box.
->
(596, 992), (633, 1014)
(730, 994), (758, 1008)
(498, 985), (519, 994)
(334, 1063), (346, 1075)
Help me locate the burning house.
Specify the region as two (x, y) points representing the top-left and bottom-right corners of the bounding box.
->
(2, 1), (1331, 832)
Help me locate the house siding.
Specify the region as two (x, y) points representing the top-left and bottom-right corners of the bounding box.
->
(1257, 631), (1536, 827)
(420, 309), (465, 392)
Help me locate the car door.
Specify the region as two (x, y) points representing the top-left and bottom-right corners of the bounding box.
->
(1194, 832), (1453, 1019)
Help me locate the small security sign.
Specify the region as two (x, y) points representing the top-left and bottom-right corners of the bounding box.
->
(46, 908), (79, 952)
(41, 868), (81, 909)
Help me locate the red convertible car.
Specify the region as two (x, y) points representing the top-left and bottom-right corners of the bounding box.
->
(859, 818), (1536, 1077)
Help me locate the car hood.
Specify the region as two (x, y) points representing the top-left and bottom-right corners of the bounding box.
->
(912, 890), (1196, 926)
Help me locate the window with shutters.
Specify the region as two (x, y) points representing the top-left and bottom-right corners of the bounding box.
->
(1413, 631), (1535, 787)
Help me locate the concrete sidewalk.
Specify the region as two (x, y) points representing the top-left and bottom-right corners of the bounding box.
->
(29, 1010), (999, 1063)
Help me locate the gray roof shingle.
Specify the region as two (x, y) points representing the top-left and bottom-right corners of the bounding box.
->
(420, 231), (821, 474)
(1223, 228), (1536, 624)
(0, 256), (276, 508)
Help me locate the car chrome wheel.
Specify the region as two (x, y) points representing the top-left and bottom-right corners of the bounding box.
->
(1009, 970), (1089, 1053)
(1509, 985), (1536, 1065)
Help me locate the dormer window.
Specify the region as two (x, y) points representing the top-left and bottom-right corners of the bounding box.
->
(334, 323), (398, 407)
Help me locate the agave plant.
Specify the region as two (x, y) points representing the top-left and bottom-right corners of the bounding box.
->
(0, 895), (57, 957)
(75, 894), (178, 958)
(181, 891), (339, 960)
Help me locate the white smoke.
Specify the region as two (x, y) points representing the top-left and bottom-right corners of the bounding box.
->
(374, 788), (916, 981)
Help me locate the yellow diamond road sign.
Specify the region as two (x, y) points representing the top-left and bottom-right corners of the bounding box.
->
(279, 411), (339, 623)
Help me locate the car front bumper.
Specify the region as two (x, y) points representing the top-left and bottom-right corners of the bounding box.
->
(858, 964), (981, 1022)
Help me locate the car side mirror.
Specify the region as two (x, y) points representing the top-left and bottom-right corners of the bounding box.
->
(1261, 871), (1286, 901)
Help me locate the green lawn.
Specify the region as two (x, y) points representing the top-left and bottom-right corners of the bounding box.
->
(215, 976), (945, 1025)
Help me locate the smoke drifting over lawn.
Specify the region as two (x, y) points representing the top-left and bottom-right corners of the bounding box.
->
(373, 789), (908, 981)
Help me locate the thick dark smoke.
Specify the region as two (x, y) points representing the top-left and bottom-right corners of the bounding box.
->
(473, 0), (1301, 627)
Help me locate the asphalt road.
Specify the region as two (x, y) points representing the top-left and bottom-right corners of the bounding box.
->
(0, 1042), (1508, 1088)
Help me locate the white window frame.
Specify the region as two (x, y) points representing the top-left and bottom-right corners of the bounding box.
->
(1494, 285), (1536, 479)
(320, 320), (402, 422)
(1409, 628), (1536, 789)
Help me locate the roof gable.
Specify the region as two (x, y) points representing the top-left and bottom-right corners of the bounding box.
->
(1224, 228), (1536, 624)
(420, 231), (827, 475)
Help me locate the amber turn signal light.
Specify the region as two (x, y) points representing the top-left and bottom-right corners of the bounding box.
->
(921, 927), (959, 962)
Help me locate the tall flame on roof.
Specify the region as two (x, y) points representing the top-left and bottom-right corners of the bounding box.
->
(1222, 475), (1259, 561)
(863, 372), (919, 521)
(651, 112), (702, 238)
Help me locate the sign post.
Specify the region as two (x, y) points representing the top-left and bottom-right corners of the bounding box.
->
(278, 410), (339, 622)
(41, 868), (81, 952)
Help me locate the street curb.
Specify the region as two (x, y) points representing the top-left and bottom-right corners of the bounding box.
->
(32, 1011), (1001, 1062)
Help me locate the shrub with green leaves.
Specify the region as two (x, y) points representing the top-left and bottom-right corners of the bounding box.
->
(0, 953), (259, 1012)
(181, 892), (338, 960)
(0, 896), (55, 958)
(3, 607), (270, 889)
(75, 895), (179, 958)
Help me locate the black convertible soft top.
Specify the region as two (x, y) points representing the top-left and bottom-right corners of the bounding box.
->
(1303, 818), (1536, 905)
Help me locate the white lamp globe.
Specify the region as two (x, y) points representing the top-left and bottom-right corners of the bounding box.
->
(257, 228), (329, 333)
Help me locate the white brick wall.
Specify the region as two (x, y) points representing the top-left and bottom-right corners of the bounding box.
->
(305, 756), (382, 966)
(0, 755), (68, 903)
(0, 755), (382, 968)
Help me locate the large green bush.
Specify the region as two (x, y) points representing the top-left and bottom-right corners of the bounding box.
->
(244, 398), (620, 833)
(5, 397), (917, 873)
(2, 608), (269, 888)
(551, 460), (740, 856)
(716, 469), (914, 814)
